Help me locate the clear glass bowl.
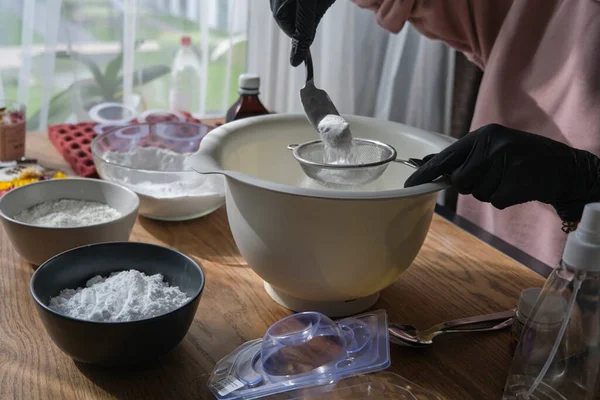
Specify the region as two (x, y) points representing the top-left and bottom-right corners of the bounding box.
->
(91, 122), (225, 221)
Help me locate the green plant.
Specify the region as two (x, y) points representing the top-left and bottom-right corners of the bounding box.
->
(28, 40), (170, 129)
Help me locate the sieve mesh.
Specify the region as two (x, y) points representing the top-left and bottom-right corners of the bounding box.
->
(296, 140), (394, 165)
(291, 139), (397, 188)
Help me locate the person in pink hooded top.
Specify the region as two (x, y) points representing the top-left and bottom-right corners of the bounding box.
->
(270, 0), (600, 267)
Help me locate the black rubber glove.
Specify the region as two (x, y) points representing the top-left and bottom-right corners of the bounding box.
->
(270, 0), (336, 66)
(404, 123), (600, 224)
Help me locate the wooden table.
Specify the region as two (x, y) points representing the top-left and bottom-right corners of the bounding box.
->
(0, 132), (547, 399)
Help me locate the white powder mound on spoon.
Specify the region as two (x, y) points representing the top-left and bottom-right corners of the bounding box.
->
(49, 270), (191, 322)
(317, 114), (357, 164)
(318, 115), (353, 148)
(13, 199), (121, 227)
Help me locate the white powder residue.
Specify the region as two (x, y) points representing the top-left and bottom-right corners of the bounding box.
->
(102, 147), (222, 199)
(126, 180), (209, 198)
(13, 199), (121, 227)
(49, 270), (191, 322)
(103, 146), (186, 172)
(317, 115), (357, 165)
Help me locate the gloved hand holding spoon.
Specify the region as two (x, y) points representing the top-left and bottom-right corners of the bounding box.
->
(269, 0), (336, 66)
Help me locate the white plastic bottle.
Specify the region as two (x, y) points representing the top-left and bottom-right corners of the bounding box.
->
(169, 36), (202, 114)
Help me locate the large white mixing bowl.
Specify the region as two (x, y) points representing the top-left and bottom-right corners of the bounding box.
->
(187, 114), (455, 316)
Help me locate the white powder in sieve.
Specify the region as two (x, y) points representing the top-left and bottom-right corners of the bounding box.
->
(13, 199), (121, 227)
(48, 270), (191, 322)
(317, 114), (357, 164)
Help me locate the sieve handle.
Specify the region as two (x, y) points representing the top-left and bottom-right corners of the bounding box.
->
(393, 158), (425, 169)
(407, 158), (426, 168)
(395, 158), (453, 185)
(287, 144), (298, 150)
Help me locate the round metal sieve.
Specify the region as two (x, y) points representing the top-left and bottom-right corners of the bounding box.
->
(287, 139), (422, 188)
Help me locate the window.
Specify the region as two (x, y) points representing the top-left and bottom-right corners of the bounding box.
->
(0, 0), (248, 130)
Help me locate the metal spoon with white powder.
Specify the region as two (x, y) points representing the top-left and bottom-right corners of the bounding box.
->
(299, 51), (356, 163)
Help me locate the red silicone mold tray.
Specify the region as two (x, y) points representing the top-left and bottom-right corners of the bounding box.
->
(48, 122), (97, 177)
(48, 112), (209, 178)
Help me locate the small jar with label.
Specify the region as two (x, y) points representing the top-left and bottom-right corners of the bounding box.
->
(0, 101), (26, 165)
(510, 287), (565, 356)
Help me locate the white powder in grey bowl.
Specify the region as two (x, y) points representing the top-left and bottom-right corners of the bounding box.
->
(49, 270), (191, 322)
(13, 199), (121, 227)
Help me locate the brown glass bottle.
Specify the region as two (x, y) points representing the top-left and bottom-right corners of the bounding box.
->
(225, 74), (270, 123)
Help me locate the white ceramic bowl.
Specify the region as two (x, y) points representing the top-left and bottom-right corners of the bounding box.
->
(92, 122), (225, 221)
(187, 114), (455, 316)
(0, 178), (139, 266)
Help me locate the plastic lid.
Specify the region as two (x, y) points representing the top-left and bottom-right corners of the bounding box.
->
(239, 73), (260, 92)
(208, 310), (390, 399)
(518, 288), (566, 324)
(181, 36), (191, 46)
(563, 202), (600, 271)
(93, 123), (129, 135)
(88, 102), (137, 124)
(137, 109), (186, 124)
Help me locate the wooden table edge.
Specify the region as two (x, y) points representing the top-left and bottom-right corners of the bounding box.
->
(434, 203), (552, 278)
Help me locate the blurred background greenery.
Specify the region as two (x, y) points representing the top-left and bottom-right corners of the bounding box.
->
(1, 0), (247, 128)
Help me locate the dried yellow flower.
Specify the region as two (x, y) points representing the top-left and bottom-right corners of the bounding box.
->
(17, 167), (42, 180)
(12, 178), (39, 187)
(0, 167), (68, 197)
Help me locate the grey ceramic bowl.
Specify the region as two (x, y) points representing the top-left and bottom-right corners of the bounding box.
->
(0, 178), (139, 266)
(30, 242), (205, 366)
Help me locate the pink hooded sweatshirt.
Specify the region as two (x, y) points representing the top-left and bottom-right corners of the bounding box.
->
(354, 0), (600, 267)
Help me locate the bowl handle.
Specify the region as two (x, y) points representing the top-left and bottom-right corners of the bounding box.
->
(184, 151), (224, 175)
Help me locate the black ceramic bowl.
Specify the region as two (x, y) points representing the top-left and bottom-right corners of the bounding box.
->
(30, 242), (205, 366)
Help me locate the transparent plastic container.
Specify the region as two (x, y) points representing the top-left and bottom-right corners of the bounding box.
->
(509, 288), (564, 355)
(209, 310), (391, 399)
(284, 372), (442, 399)
(503, 203), (600, 400)
(137, 109), (186, 124)
(88, 102), (137, 125)
(0, 99), (26, 163)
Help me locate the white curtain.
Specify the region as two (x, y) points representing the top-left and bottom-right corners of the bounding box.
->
(247, 1), (455, 136)
(1, 0), (249, 131)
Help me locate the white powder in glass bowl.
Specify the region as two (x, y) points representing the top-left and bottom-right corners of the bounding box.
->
(98, 147), (224, 220)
